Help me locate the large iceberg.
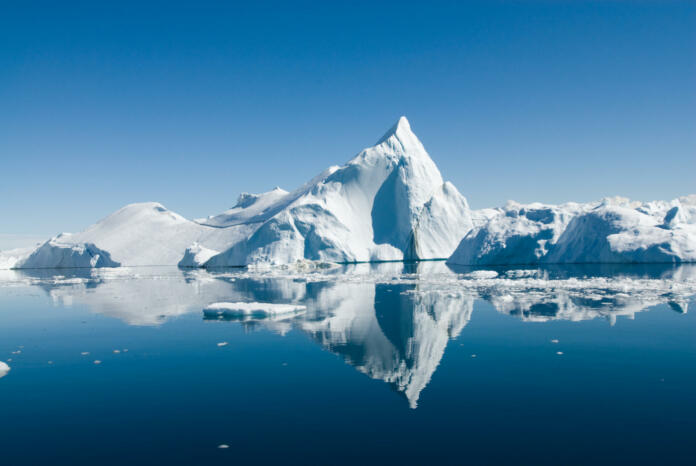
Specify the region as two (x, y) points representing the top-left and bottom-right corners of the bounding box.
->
(448, 196), (696, 265)
(205, 117), (472, 266)
(2, 117), (472, 269)
(1, 117), (693, 269)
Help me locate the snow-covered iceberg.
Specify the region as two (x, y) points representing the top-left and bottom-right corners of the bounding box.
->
(2, 117), (472, 269)
(1, 117), (693, 269)
(205, 117), (472, 266)
(448, 196), (696, 265)
(20, 236), (120, 269)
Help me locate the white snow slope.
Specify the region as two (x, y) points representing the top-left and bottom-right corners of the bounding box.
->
(448, 196), (696, 265)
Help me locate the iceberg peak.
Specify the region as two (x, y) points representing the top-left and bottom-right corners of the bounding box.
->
(375, 116), (425, 155)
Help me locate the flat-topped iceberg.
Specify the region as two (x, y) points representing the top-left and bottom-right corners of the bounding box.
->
(448, 196), (696, 265)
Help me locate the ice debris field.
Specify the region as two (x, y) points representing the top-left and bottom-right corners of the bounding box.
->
(1, 117), (694, 270)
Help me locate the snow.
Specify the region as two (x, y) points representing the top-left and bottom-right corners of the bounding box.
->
(1, 117), (693, 270)
(0, 361), (9, 378)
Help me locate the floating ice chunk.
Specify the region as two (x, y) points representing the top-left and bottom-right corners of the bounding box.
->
(551, 339), (559, 344)
(94, 360), (102, 365)
(216, 342), (228, 347)
(464, 270), (499, 279)
(204, 302), (307, 319)
(0, 361), (10, 378)
(217, 444), (230, 449)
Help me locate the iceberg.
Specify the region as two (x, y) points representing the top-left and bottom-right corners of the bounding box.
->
(1, 117), (693, 269)
(449, 196), (696, 265)
(205, 116), (471, 266)
(2, 117), (471, 269)
(178, 243), (220, 268)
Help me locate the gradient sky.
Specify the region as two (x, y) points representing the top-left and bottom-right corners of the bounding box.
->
(1, 1), (695, 247)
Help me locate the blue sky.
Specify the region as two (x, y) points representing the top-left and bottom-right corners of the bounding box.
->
(1, 1), (694, 244)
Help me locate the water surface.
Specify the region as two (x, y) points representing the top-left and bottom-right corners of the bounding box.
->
(1, 263), (695, 465)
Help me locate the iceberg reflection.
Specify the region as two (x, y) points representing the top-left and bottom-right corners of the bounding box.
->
(5, 262), (694, 406)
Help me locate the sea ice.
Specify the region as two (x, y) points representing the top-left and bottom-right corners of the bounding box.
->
(0, 361), (10, 378)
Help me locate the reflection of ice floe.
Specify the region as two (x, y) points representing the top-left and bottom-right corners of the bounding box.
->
(1, 263), (695, 407)
(0, 361), (10, 379)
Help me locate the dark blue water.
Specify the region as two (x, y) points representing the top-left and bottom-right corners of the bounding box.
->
(1, 264), (695, 465)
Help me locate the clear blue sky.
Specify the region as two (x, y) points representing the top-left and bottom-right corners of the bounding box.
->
(1, 1), (694, 244)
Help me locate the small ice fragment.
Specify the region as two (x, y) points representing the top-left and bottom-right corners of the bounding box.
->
(113, 350), (121, 354)
(11, 350), (21, 355)
(0, 361), (10, 378)
(471, 354), (477, 358)
(94, 360), (102, 365)
(123, 349), (129, 352)
(217, 342), (228, 347)
(6, 358), (12, 362)
(550, 339), (559, 344)
(464, 270), (498, 279)
(81, 352), (90, 356)
(217, 444), (229, 449)
(556, 351), (564, 355)
(48, 361), (54, 365)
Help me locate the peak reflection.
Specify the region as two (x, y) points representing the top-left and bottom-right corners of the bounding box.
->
(7, 262), (695, 407)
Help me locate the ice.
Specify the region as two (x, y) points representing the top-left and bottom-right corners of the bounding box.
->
(2, 118), (693, 269)
(204, 302), (307, 318)
(3, 117), (471, 269)
(0, 361), (10, 379)
(21, 238), (120, 268)
(449, 196), (696, 265)
(205, 116), (471, 266)
(178, 243), (220, 268)
(1, 263), (694, 408)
